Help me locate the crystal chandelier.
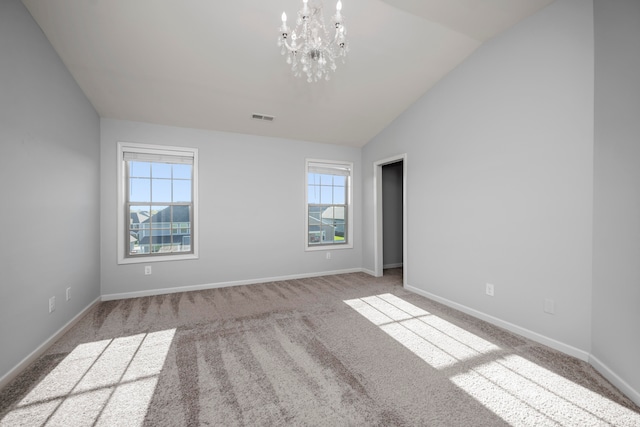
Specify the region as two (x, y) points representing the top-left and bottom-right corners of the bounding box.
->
(278, 0), (348, 82)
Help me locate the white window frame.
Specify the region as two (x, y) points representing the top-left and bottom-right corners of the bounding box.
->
(117, 142), (199, 264)
(305, 158), (353, 251)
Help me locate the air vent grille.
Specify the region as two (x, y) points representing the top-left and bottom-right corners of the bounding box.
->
(251, 113), (275, 122)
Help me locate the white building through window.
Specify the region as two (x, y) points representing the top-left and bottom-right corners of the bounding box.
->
(306, 159), (353, 250)
(117, 142), (198, 264)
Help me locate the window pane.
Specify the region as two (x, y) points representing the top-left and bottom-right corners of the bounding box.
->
(308, 206), (322, 221)
(151, 241), (173, 254)
(172, 206), (191, 253)
(332, 206), (345, 221)
(152, 162), (171, 179)
(308, 185), (320, 204)
(152, 206), (170, 224)
(333, 175), (346, 187)
(320, 186), (333, 204)
(152, 179), (171, 203)
(335, 220), (345, 240)
(151, 226), (171, 235)
(173, 180), (191, 202)
(173, 164), (192, 179)
(129, 205), (150, 255)
(333, 186), (346, 204)
(308, 228), (322, 244)
(130, 178), (150, 202)
(130, 162), (150, 178)
(320, 174), (333, 185)
(308, 173), (320, 185)
(173, 222), (190, 235)
(321, 206), (334, 221)
(129, 206), (151, 227)
(171, 205), (191, 224)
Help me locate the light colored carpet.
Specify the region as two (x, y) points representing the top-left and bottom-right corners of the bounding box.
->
(1, 269), (639, 426)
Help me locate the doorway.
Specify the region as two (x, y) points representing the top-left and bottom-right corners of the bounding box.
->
(373, 154), (407, 286)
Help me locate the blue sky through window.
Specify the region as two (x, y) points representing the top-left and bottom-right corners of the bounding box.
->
(308, 173), (346, 205)
(129, 162), (192, 203)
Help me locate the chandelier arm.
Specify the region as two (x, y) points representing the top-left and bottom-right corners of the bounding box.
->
(330, 32), (340, 48)
(281, 37), (302, 54)
(331, 25), (346, 47)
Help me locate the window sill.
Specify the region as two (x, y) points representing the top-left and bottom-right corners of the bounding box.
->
(117, 253), (199, 265)
(305, 244), (353, 252)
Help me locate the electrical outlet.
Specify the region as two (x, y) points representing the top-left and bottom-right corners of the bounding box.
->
(326, 252), (331, 260)
(144, 265), (152, 275)
(485, 283), (495, 297)
(66, 287), (71, 301)
(49, 296), (55, 313)
(544, 298), (555, 315)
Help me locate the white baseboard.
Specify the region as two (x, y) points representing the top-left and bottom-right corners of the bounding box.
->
(102, 268), (365, 301)
(0, 297), (101, 390)
(361, 268), (376, 277)
(589, 354), (640, 407)
(410, 281), (640, 406)
(383, 263), (403, 269)
(404, 284), (591, 362)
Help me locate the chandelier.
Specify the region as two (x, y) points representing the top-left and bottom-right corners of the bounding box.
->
(278, 0), (348, 82)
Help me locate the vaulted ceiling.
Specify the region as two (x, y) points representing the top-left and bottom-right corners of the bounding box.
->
(23, 0), (554, 147)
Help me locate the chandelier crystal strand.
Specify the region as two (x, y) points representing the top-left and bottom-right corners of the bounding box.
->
(278, 0), (348, 82)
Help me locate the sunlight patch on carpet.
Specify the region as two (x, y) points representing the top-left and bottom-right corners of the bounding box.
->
(345, 294), (640, 426)
(452, 354), (640, 426)
(0, 329), (175, 427)
(344, 293), (499, 369)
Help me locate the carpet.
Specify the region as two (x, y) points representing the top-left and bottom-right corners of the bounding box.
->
(1, 269), (639, 426)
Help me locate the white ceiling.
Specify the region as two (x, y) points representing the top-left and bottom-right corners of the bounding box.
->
(22, 0), (554, 147)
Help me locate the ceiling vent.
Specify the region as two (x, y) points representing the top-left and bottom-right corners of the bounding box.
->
(251, 113), (275, 122)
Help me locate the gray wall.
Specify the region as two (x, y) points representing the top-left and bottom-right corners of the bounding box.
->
(592, 0), (640, 402)
(382, 162), (403, 267)
(0, 0), (100, 381)
(363, 0), (594, 352)
(100, 119), (362, 297)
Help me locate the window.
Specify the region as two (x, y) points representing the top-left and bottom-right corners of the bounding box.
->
(306, 159), (353, 250)
(117, 142), (198, 264)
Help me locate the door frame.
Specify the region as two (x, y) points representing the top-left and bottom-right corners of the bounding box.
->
(373, 153), (407, 286)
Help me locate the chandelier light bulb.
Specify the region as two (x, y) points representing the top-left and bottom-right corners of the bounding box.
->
(277, 0), (348, 82)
